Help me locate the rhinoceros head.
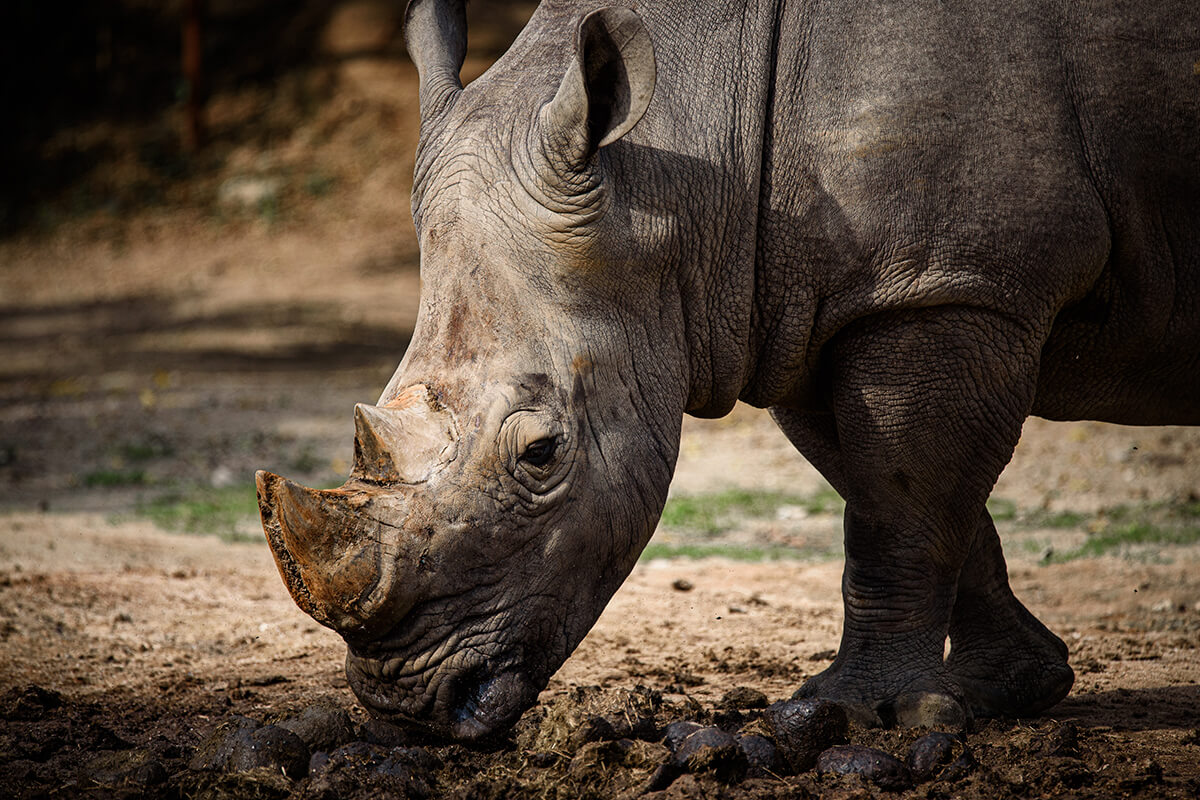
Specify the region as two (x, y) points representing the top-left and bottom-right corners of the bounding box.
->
(257, 1), (687, 739)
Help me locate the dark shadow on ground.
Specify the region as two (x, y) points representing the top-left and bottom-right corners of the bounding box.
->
(0, 293), (412, 383)
(1052, 685), (1200, 732)
(0, 291), (414, 511)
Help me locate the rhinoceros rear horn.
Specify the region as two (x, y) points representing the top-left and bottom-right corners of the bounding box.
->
(541, 7), (657, 166)
(351, 386), (459, 484)
(404, 0), (467, 116)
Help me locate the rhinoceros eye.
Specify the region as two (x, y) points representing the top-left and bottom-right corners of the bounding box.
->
(520, 438), (557, 468)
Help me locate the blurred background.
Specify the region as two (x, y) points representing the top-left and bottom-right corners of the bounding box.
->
(1, 0), (1196, 556)
(0, 9), (1197, 796)
(0, 0), (542, 521)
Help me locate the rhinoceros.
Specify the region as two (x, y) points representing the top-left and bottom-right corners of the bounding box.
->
(256, 0), (1200, 739)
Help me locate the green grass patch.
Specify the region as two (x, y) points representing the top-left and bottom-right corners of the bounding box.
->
(659, 487), (843, 537)
(1021, 508), (1088, 529)
(1073, 522), (1200, 557)
(136, 485), (262, 542)
(639, 542), (820, 563)
(1032, 499), (1200, 563)
(84, 469), (147, 488)
(986, 496), (1018, 522)
(119, 437), (175, 462)
(1045, 520), (1200, 563)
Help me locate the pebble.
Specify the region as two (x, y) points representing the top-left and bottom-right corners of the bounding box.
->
(278, 705), (357, 754)
(662, 720), (704, 752)
(817, 744), (913, 791)
(761, 697), (849, 772)
(906, 731), (965, 781)
(188, 716), (310, 779)
(738, 733), (786, 777)
(670, 726), (747, 783)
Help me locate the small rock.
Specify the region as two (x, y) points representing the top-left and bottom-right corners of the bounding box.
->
(906, 731), (965, 782)
(719, 686), (768, 710)
(738, 734), (786, 777)
(762, 697), (848, 772)
(229, 725), (310, 779)
(278, 705), (356, 754)
(662, 720), (704, 752)
(188, 716), (260, 771)
(671, 726), (747, 783)
(817, 744), (913, 791)
(672, 579), (694, 592)
(189, 716), (309, 779)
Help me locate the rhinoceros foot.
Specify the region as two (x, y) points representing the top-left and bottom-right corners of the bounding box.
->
(793, 665), (970, 731)
(946, 556), (1075, 719)
(946, 623), (1074, 720)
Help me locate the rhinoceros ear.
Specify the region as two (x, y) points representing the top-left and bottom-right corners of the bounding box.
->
(541, 7), (656, 166)
(404, 0), (467, 117)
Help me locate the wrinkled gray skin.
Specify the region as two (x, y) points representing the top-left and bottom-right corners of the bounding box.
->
(257, 0), (1200, 739)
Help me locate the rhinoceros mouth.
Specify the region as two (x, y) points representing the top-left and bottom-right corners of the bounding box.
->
(346, 648), (540, 741)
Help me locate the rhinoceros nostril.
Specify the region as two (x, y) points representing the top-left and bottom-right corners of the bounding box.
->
(448, 665), (492, 724)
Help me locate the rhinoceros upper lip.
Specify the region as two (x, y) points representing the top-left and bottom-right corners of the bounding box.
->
(446, 668), (536, 741)
(347, 647), (534, 741)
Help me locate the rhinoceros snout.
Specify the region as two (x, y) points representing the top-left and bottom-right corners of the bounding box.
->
(346, 648), (540, 741)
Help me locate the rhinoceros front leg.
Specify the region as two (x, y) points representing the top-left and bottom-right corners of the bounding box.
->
(769, 307), (1060, 727)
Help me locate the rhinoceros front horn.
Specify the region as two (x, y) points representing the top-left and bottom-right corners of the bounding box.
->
(255, 471), (404, 637)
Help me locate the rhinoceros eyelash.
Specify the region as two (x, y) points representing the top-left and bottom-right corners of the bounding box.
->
(518, 437), (558, 468)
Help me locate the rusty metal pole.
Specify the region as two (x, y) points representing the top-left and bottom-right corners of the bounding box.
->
(182, 0), (206, 151)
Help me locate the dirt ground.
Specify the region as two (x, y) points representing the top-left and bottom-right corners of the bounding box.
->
(2, 2), (1200, 797)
